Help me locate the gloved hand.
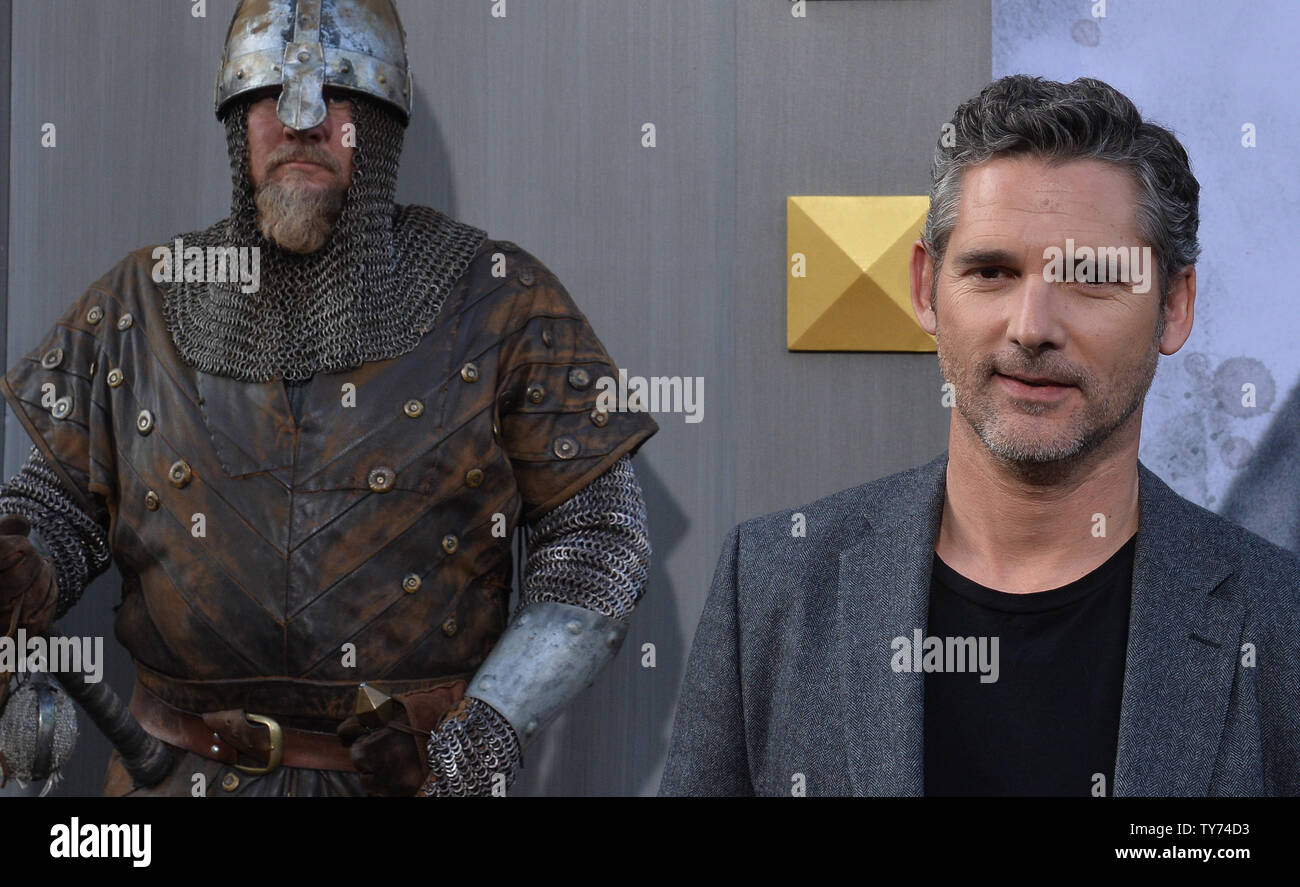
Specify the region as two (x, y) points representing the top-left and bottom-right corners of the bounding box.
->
(337, 681), (466, 796)
(0, 514), (57, 638)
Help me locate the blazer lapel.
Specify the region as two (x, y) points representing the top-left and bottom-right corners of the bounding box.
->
(1112, 462), (1245, 796)
(836, 453), (1245, 797)
(838, 452), (948, 796)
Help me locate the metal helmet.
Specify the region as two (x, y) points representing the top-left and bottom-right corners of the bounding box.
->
(215, 0), (412, 131)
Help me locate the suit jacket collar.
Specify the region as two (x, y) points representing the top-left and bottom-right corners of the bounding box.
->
(837, 451), (1246, 796)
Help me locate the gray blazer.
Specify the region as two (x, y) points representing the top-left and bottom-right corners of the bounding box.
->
(659, 451), (1300, 796)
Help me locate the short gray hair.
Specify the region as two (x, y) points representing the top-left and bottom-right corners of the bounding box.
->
(922, 75), (1200, 306)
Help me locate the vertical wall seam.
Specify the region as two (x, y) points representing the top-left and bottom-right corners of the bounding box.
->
(0, 0), (12, 472)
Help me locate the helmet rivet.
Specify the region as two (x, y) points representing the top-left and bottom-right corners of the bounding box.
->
(377, 74), (387, 84)
(298, 50), (310, 63)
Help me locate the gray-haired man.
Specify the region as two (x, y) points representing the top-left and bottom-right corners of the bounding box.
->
(661, 75), (1300, 797)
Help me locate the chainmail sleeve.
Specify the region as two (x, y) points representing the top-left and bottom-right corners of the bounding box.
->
(421, 454), (650, 796)
(420, 697), (524, 797)
(0, 446), (112, 619)
(518, 454), (650, 620)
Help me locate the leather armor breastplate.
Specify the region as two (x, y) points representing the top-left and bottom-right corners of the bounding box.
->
(2, 234), (656, 721)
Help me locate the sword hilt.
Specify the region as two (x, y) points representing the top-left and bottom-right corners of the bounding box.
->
(55, 666), (173, 788)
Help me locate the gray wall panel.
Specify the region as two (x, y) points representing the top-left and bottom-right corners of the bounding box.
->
(733, 0), (990, 521)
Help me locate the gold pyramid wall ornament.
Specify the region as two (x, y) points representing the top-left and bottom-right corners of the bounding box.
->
(787, 196), (937, 352)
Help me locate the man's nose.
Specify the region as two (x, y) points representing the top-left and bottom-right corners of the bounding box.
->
(283, 121), (328, 143)
(1006, 276), (1067, 353)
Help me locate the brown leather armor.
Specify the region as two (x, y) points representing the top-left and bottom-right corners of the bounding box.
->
(0, 239), (657, 728)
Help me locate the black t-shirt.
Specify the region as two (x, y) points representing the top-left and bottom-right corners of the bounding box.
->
(923, 533), (1136, 796)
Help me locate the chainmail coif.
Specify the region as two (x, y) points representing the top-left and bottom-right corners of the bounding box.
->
(160, 96), (487, 383)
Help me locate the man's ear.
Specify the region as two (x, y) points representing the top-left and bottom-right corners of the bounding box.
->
(1158, 266), (1196, 356)
(910, 238), (938, 336)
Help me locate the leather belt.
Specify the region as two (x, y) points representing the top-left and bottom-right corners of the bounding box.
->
(129, 680), (355, 773)
(133, 659), (476, 725)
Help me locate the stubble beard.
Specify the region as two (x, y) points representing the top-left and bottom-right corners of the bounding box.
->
(255, 173), (346, 255)
(936, 309), (1164, 482)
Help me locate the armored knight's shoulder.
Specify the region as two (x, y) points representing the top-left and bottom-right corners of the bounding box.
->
(459, 240), (585, 328)
(0, 244), (180, 520)
(13, 241), (213, 389)
(55, 243), (182, 329)
(3, 247), (164, 361)
(477, 238), (562, 286)
(113, 243), (171, 291)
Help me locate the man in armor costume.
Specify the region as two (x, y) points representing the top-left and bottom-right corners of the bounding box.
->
(0, 0), (657, 796)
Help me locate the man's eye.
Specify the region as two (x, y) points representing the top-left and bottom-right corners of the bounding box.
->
(975, 267), (1008, 280)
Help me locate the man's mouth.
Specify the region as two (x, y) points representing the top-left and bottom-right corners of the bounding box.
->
(996, 372), (1071, 387)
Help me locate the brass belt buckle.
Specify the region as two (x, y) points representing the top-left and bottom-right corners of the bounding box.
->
(233, 713), (284, 775)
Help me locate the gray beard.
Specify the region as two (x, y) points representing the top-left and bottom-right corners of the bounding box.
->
(255, 177), (346, 255)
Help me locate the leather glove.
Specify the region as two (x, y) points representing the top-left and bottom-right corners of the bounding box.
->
(0, 514), (57, 638)
(337, 681), (466, 797)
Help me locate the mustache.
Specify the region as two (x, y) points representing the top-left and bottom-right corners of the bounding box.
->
(267, 146), (340, 174)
